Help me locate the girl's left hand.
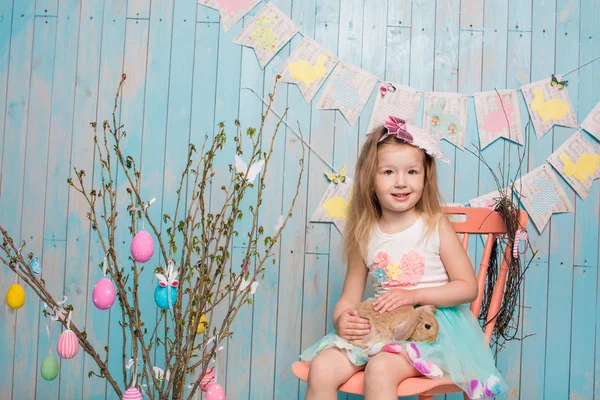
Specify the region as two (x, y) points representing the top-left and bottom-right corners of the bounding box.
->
(372, 289), (419, 313)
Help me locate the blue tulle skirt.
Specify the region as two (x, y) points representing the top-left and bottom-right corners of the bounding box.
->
(299, 304), (507, 399)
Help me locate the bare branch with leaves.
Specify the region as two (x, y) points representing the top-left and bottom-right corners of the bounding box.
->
(0, 74), (304, 400)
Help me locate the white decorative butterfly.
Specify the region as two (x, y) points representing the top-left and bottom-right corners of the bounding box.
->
(126, 358), (141, 369)
(274, 215), (285, 233)
(240, 278), (259, 294)
(153, 366), (170, 382)
(235, 155), (265, 183)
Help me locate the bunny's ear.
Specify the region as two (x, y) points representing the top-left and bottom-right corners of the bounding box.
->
(170, 270), (179, 281)
(420, 305), (437, 315)
(155, 273), (167, 284)
(393, 315), (420, 341)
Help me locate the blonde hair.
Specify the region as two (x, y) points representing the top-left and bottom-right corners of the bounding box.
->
(343, 125), (444, 261)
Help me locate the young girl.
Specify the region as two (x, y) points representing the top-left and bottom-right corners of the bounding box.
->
(300, 116), (507, 400)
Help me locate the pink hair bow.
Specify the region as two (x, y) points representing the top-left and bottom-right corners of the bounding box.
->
(380, 116), (414, 143)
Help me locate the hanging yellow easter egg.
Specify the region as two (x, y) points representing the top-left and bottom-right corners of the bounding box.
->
(6, 283), (25, 309)
(196, 314), (208, 334)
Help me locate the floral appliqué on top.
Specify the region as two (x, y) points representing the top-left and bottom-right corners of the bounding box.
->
(372, 250), (425, 288)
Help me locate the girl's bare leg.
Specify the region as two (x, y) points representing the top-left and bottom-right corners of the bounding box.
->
(305, 348), (364, 400)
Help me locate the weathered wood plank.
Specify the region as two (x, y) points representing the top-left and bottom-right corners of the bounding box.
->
(15, 14), (56, 400)
(432, 0), (460, 204)
(136, 0), (174, 377)
(127, 0), (149, 19)
(460, 0), (483, 30)
(298, 253), (329, 399)
(0, 1), (36, 398)
(570, 266), (597, 399)
(54, 0), (104, 397)
(92, 1), (128, 397)
(543, 0), (580, 398)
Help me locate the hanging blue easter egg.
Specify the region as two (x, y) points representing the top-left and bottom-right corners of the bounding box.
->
(31, 256), (41, 275)
(154, 285), (178, 310)
(154, 263), (179, 310)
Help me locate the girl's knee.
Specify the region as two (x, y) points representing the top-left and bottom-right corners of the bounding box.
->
(307, 351), (354, 388)
(365, 353), (416, 385)
(364, 357), (395, 383)
(307, 356), (332, 386)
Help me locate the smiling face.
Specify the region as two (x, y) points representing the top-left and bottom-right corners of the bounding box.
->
(374, 142), (426, 219)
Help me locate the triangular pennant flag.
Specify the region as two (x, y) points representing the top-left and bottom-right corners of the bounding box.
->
(513, 164), (574, 233)
(581, 101), (600, 141)
(278, 37), (339, 102)
(520, 75), (578, 139)
(423, 92), (468, 149)
(547, 131), (600, 200)
(310, 177), (353, 234)
(316, 62), (378, 127)
(468, 189), (506, 209)
(473, 90), (524, 149)
(367, 83), (422, 133)
(233, 3), (299, 69)
(198, 0), (260, 32)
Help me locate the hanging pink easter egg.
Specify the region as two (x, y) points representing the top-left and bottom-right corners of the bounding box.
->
(199, 367), (215, 391)
(122, 386), (143, 400)
(56, 329), (79, 359)
(204, 383), (226, 400)
(130, 229), (154, 263)
(92, 277), (116, 310)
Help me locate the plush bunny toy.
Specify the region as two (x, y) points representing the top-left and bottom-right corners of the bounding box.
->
(350, 300), (439, 349)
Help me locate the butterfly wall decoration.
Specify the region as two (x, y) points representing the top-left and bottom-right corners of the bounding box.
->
(551, 74), (568, 89)
(324, 165), (346, 184)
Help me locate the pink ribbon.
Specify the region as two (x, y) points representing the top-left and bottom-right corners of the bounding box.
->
(380, 116), (414, 143)
(513, 229), (528, 258)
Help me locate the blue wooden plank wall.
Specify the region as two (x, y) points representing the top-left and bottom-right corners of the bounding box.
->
(0, 0), (599, 399)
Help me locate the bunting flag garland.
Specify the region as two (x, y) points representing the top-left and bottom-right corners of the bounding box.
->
(547, 131), (600, 200)
(468, 190), (505, 209)
(367, 83), (422, 133)
(581, 101), (600, 141)
(316, 62), (378, 127)
(521, 76), (578, 139)
(233, 3), (299, 69)
(310, 177), (353, 234)
(278, 37), (339, 102)
(473, 90), (524, 149)
(197, 0), (600, 234)
(423, 92), (469, 149)
(513, 164), (574, 233)
(198, 0), (261, 32)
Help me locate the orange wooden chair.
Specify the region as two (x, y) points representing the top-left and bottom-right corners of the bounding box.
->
(292, 206), (529, 399)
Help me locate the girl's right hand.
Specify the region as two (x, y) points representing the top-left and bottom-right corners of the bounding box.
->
(336, 308), (371, 341)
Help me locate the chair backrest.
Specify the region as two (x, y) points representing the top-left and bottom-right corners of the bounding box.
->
(442, 206), (529, 342)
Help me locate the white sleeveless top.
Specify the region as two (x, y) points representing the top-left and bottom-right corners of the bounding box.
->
(364, 215), (449, 297)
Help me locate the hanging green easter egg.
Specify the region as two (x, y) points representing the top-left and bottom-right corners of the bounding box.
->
(40, 353), (59, 381)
